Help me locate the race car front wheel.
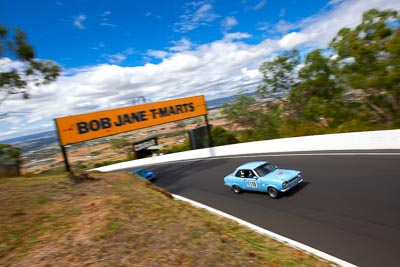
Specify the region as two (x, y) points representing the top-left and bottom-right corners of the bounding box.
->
(268, 187), (279, 199)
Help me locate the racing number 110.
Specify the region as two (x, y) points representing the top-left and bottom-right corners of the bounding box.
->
(248, 181), (257, 188)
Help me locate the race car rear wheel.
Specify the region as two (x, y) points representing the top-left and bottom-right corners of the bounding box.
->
(232, 185), (241, 194)
(267, 187), (279, 199)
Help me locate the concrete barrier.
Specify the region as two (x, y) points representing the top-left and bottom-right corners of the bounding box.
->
(94, 129), (400, 172)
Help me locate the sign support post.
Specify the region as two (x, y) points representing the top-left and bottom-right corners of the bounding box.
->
(54, 118), (72, 173)
(204, 114), (213, 147)
(60, 145), (71, 173)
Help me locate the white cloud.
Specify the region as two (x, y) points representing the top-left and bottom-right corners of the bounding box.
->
(252, 0), (267, 11)
(1, 38), (268, 140)
(73, 14), (87, 29)
(100, 22), (116, 28)
(174, 1), (220, 32)
(223, 32), (252, 41)
(169, 38), (193, 52)
(244, 0), (267, 11)
(328, 0), (346, 5)
(102, 11), (111, 17)
(221, 16), (239, 32)
(278, 0), (400, 49)
(279, 8), (286, 18)
(102, 48), (135, 64)
(146, 50), (168, 59)
(279, 32), (316, 49)
(145, 11), (161, 19)
(273, 20), (296, 34)
(0, 58), (25, 72)
(1, 0), (400, 141)
(100, 10), (116, 27)
(92, 42), (105, 50)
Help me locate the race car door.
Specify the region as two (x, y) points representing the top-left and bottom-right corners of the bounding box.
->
(240, 169), (260, 191)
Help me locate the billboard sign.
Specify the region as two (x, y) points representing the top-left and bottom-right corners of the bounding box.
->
(55, 95), (207, 146)
(133, 137), (158, 159)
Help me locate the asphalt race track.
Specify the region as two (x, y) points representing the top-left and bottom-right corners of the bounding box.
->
(127, 150), (400, 267)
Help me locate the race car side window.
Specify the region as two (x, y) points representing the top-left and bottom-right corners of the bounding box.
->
(235, 170), (253, 178)
(248, 170), (256, 178)
(235, 170), (246, 178)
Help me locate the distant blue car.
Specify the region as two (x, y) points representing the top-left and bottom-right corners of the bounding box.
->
(224, 161), (303, 199)
(131, 168), (156, 181)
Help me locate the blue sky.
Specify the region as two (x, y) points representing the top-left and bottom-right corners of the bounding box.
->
(1, 0), (399, 141)
(2, 0), (328, 68)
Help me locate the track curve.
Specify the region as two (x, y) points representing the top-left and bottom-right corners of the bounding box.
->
(127, 151), (400, 267)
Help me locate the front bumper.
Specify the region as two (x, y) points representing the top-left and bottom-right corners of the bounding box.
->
(281, 176), (303, 192)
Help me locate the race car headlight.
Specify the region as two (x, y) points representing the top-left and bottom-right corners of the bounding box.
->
(282, 182), (288, 188)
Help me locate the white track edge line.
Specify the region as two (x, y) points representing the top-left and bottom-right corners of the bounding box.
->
(172, 194), (358, 267)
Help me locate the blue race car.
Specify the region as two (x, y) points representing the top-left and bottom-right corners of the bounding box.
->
(224, 161), (302, 199)
(131, 168), (156, 181)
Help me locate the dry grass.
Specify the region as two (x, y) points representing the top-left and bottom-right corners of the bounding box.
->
(0, 172), (332, 266)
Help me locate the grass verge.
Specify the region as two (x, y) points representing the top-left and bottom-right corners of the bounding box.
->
(0, 172), (332, 266)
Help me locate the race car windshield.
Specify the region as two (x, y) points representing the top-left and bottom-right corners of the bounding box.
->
(254, 163), (277, 177)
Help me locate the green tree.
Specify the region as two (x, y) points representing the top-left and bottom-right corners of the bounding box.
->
(0, 144), (21, 160)
(0, 144), (22, 175)
(162, 142), (191, 154)
(240, 104), (282, 141)
(222, 8), (399, 141)
(329, 9), (400, 122)
(221, 93), (282, 141)
(221, 94), (259, 128)
(0, 24), (60, 104)
(289, 49), (346, 123)
(210, 126), (239, 146)
(257, 49), (300, 98)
